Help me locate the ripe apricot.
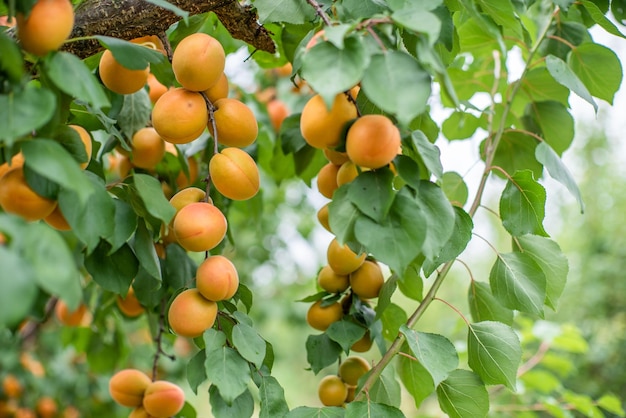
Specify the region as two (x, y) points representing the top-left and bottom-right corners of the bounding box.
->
(35, 397), (57, 418)
(172, 33), (225, 92)
(306, 300), (343, 331)
(54, 300), (90, 327)
(317, 203), (331, 232)
(130, 127), (165, 169)
(209, 98), (258, 147)
(2, 374), (22, 398)
(350, 260), (384, 299)
(336, 161), (359, 186)
(351, 331), (373, 352)
(117, 287), (144, 317)
(0, 153), (25, 179)
(164, 143), (199, 188)
(147, 73), (168, 104)
(345, 385), (357, 403)
(196, 255), (239, 301)
(203, 72), (229, 103)
(317, 375), (348, 407)
(317, 265), (349, 294)
(209, 147), (259, 201)
(173, 202), (227, 252)
(316, 163), (340, 199)
(14, 408), (35, 418)
(339, 356), (371, 386)
(143, 380), (185, 418)
(69, 125), (93, 169)
(273, 62), (292, 77)
(323, 148), (349, 166)
(267, 99), (289, 131)
(327, 238), (366, 275)
(0, 167), (56, 221)
(167, 288), (217, 338)
(346, 115), (401, 169)
(129, 406), (155, 418)
(169, 187), (206, 212)
(62, 406), (80, 418)
(99, 49), (149, 95)
(44, 204), (71, 231)
(109, 368), (151, 407)
(16, 0), (74, 56)
(152, 88), (208, 144)
(300, 93), (357, 149)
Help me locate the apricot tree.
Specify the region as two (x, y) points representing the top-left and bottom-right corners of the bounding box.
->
(0, 0), (625, 417)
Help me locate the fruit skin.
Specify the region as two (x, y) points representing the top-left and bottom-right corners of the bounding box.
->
(336, 161), (359, 186)
(351, 331), (373, 352)
(306, 300), (343, 331)
(346, 114), (401, 169)
(300, 93), (357, 149)
(2, 374), (22, 398)
(129, 406), (155, 418)
(44, 204), (71, 231)
(203, 72), (229, 103)
(108, 368), (151, 407)
(16, 0), (74, 56)
(98, 49), (149, 95)
(54, 300), (90, 327)
(0, 167), (57, 221)
(196, 255), (239, 301)
(317, 375), (348, 407)
(173, 202), (227, 252)
(116, 287), (144, 317)
(152, 88), (208, 144)
(209, 98), (258, 147)
(130, 127), (166, 169)
(316, 163), (340, 199)
(350, 260), (384, 299)
(0, 153), (25, 179)
(164, 143), (199, 188)
(35, 396), (57, 418)
(69, 125), (93, 169)
(162, 186), (206, 245)
(317, 203), (331, 232)
(327, 238), (366, 275)
(209, 147), (259, 201)
(317, 265), (349, 294)
(147, 73), (168, 104)
(339, 356), (371, 386)
(323, 148), (349, 166)
(267, 99), (289, 131)
(142, 380), (185, 418)
(167, 288), (217, 338)
(172, 33), (225, 92)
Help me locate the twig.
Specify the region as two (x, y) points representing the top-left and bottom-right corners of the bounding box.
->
(305, 0), (332, 26)
(152, 298), (176, 381)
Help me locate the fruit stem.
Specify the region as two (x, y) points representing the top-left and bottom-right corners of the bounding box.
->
(200, 91), (219, 204)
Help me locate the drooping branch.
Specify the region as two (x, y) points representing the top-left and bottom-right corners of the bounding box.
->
(63, 0), (275, 59)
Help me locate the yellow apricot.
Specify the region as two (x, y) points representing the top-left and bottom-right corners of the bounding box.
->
(69, 125), (92, 169)
(339, 356), (371, 386)
(169, 187), (206, 212)
(167, 289), (217, 338)
(273, 62), (293, 77)
(0, 153), (25, 179)
(209, 98), (258, 147)
(300, 93), (357, 149)
(196, 255), (239, 301)
(172, 33), (225, 92)
(209, 147), (259, 201)
(345, 385), (357, 403)
(317, 375), (348, 407)
(346, 115), (401, 169)
(317, 265), (349, 294)
(16, 0), (74, 56)
(327, 238), (366, 275)
(173, 202), (227, 252)
(2, 374), (22, 399)
(351, 331), (373, 353)
(306, 300), (343, 331)
(54, 300), (91, 327)
(44, 204), (71, 231)
(316, 162), (340, 199)
(116, 287), (144, 318)
(108, 368), (151, 408)
(317, 203), (331, 232)
(152, 88), (208, 144)
(350, 260), (384, 299)
(267, 99), (289, 131)
(143, 380), (185, 418)
(99, 49), (149, 95)
(129, 406), (155, 418)
(203, 72), (229, 103)
(323, 148), (349, 165)
(0, 167), (56, 221)
(35, 397), (57, 418)
(130, 127), (165, 169)
(164, 143), (199, 188)
(147, 73), (169, 104)
(336, 161), (359, 186)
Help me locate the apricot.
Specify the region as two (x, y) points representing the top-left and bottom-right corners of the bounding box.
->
(350, 260), (384, 299)
(317, 203), (331, 232)
(69, 125), (93, 169)
(267, 99), (289, 131)
(0, 153), (25, 179)
(147, 73), (168, 104)
(168, 289), (217, 338)
(327, 238), (366, 275)
(129, 406), (155, 418)
(173, 202), (227, 252)
(99, 49), (149, 95)
(196, 255), (239, 301)
(209, 98), (258, 147)
(336, 161), (359, 186)
(130, 127), (165, 169)
(323, 148), (349, 166)
(339, 356), (371, 386)
(169, 187), (206, 212)
(0, 167), (56, 221)
(351, 331), (373, 353)
(152, 88), (208, 144)
(35, 397), (57, 418)
(44, 204), (71, 231)
(16, 0), (74, 56)
(14, 408), (35, 418)
(306, 30), (326, 50)
(317, 265), (349, 294)
(108, 368), (151, 407)
(164, 143), (199, 188)
(203, 72), (229, 103)
(172, 33), (225, 92)
(54, 300), (90, 327)
(62, 406), (80, 418)
(306, 300), (343, 331)
(273, 62), (293, 77)
(117, 287), (144, 317)
(300, 93), (357, 149)
(316, 162), (340, 199)
(2, 374), (22, 398)
(317, 375), (348, 407)
(209, 147), (259, 201)
(143, 380), (185, 418)
(345, 385), (357, 403)
(346, 115), (401, 169)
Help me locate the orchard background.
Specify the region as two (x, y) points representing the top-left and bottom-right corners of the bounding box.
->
(0, 0), (625, 417)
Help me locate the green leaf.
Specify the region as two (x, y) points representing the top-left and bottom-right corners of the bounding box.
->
(285, 407), (345, 418)
(597, 393), (626, 417)
(499, 170), (547, 237)
(400, 326), (459, 386)
(562, 391), (602, 417)
(442, 112), (483, 140)
(468, 281), (514, 325)
(361, 52), (431, 126)
(209, 385), (254, 417)
(520, 370), (562, 394)
(328, 185), (360, 244)
(306, 333), (342, 374)
(393, 155), (421, 191)
(162, 244), (197, 290)
(398, 353), (435, 407)
(535, 142), (584, 213)
(259, 376), (290, 418)
(436, 369), (489, 418)
(411, 131), (443, 179)
(326, 319), (366, 354)
(95, 36), (166, 70)
(256, 0), (317, 24)
(0, 31), (24, 84)
(106, 199), (138, 253)
(132, 173), (176, 225)
(397, 265), (423, 301)
(205, 345), (251, 404)
(84, 241), (139, 294)
(132, 219), (161, 281)
(367, 366), (402, 408)
(441, 172), (468, 206)
(490, 252), (546, 316)
(187, 350), (207, 394)
(117, 89), (152, 139)
(0, 246), (37, 327)
(0, 85), (55, 145)
(45, 52), (111, 109)
(488, 131), (542, 179)
(423, 206), (473, 277)
(476, 0), (522, 37)
(392, 9), (441, 44)
(568, 42), (623, 104)
(517, 67), (571, 109)
(345, 401), (405, 418)
(580, 0), (626, 38)
(375, 275), (398, 320)
(347, 169), (395, 223)
(545, 55), (597, 112)
(380, 303), (407, 341)
(416, 181), (456, 260)
(232, 321), (266, 369)
(540, 21), (587, 60)
(336, 0), (388, 19)
(524, 101), (574, 155)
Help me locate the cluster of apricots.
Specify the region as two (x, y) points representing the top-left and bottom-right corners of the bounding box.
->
(109, 369), (185, 418)
(317, 356), (371, 407)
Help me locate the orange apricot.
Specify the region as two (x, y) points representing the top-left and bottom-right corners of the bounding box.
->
(323, 148), (349, 166)
(339, 356), (370, 386)
(169, 187), (206, 212)
(300, 93), (357, 149)
(19, 353), (45, 377)
(336, 161), (359, 186)
(54, 300), (90, 327)
(2, 374), (22, 399)
(44, 204), (71, 231)
(129, 406), (155, 418)
(147, 73), (168, 104)
(327, 238), (366, 275)
(349, 260), (384, 299)
(345, 385), (357, 403)
(99, 49), (149, 95)
(173, 202), (227, 252)
(316, 162), (340, 199)
(346, 115), (401, 169)
(14, 408), (35, 418)
(317, 265), (349, 294)
(0, 167), (56, 221)
(273, 62), (293, 77)
(209, 98), (258, 147)
(351, 331), (373, 353)
(317, 203), (331, 232)
(167, 288), (217, 338)
(208, 147), (259, 201)
(143, 380), (185, 418)
(117, 287), (144, 317)
(130, 127), (165, 169)
(306, 300), (343, 331)
(172, 33), (225, 92)
(0, 153), (25, 179)
(196, 255), (239, 301)
(267, 99), (289, 131)
(69, 125), (93, 169)
(108, 368), (151, 407)
(152, 88), (208, 144)
(35, 397), (57, 418)
(203, 72), (229, 103)
(164, 143), (199, 188)
(16, 0), (74, 56)
(62, 406), (80, 418)
(317, 375), (348, 407)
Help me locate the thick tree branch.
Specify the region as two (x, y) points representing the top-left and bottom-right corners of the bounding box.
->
(63, 0), (275, 59)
